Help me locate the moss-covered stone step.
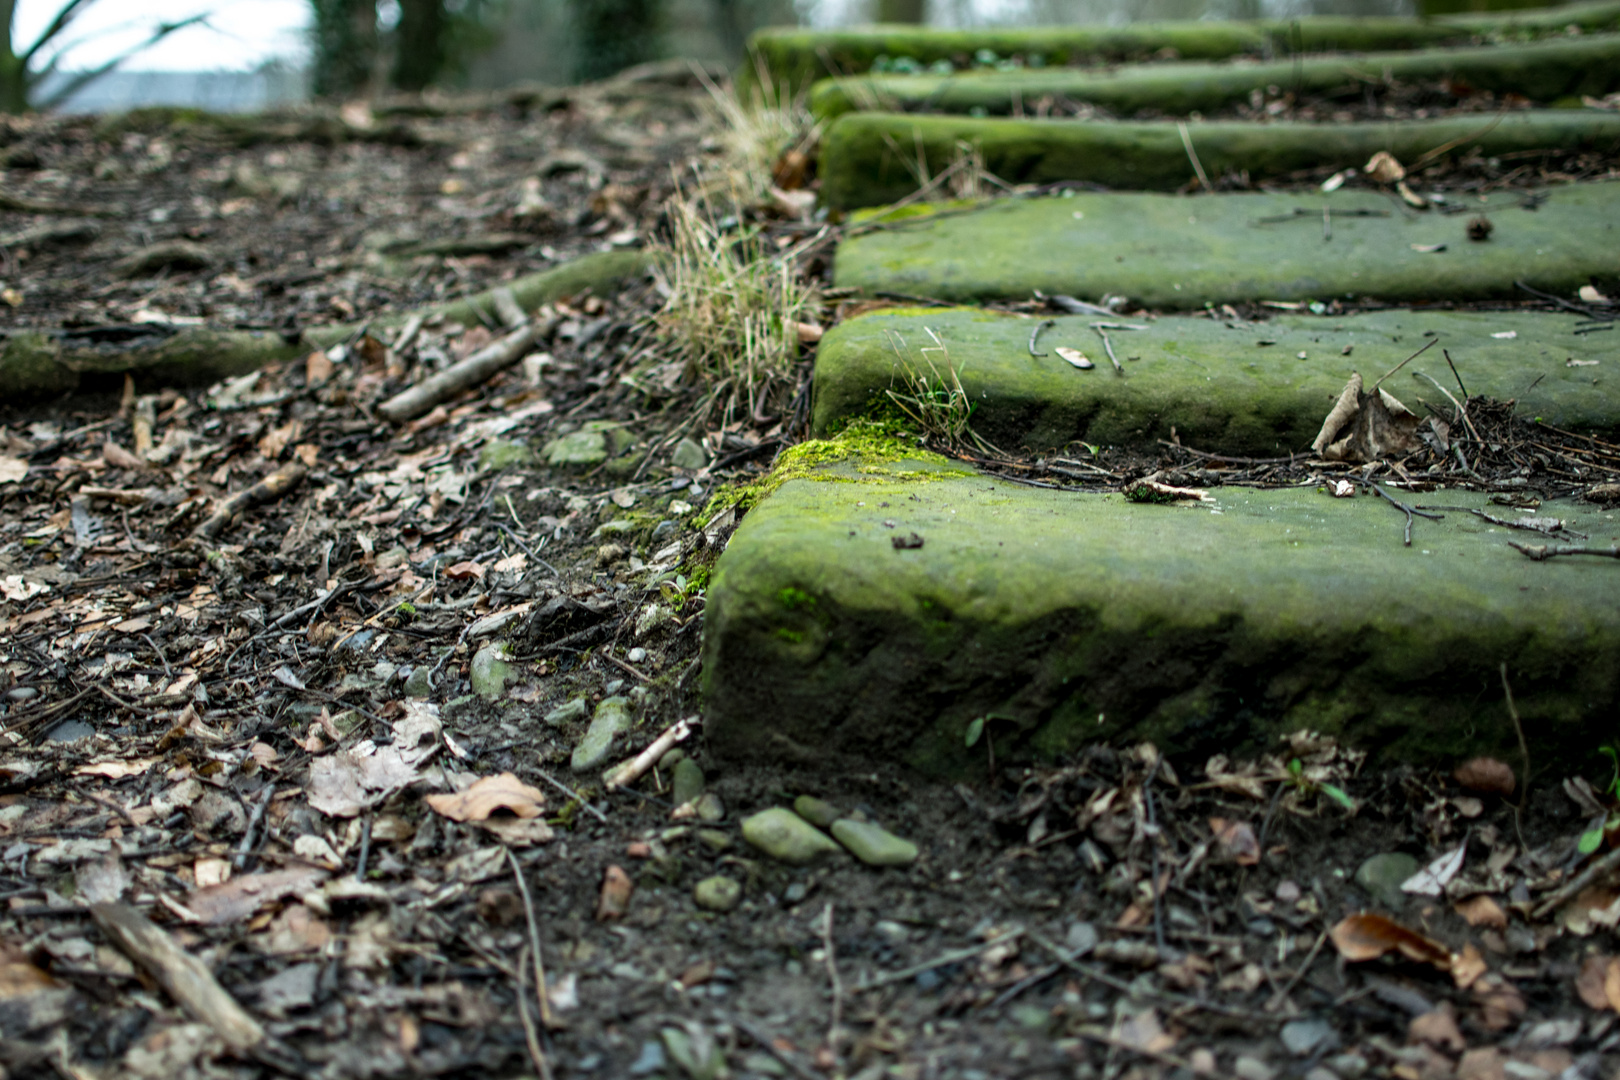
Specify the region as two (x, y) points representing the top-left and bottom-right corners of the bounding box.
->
(820, 110), (1620, 209)
(833, 181), (1620, 308)
(813, 307), (1620, 454)
(743, 0), (1620, 94)
(703, 463), (1620, 776)
(808, 34), (1620, 119)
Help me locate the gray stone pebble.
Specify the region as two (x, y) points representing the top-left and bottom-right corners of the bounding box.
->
(544, 697), (588, 725)
(671, 758), (705, 808)
(570, 696), (633, 772)
(793, 795), (841, 827)
(830, 818), (918, 866)
(692, 875), (742, 912)
(1355, 852), (1420, 909)
(741, 808), (843, 865)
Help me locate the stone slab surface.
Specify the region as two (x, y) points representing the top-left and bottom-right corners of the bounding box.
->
(832, 182), (1620, 308)
(703, 466), (1620, 776)
(813, 307), (1620, 453)
(820, 111), (1620, 208)
(809, 35), (1620, 119)
(744, 0), (1620, 93)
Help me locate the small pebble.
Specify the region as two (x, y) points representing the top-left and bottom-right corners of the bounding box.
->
(783, 882), (808, 903)
(793, 795), (840, 828)
(1065, 920), (1099, 956)
(1281, 1018), (1338, 1057)
(830, 819), (919, 867)
(1234, 1056), (1276, 1080)
(627, 647), (647, 663)
(696, 829), (730, 852)
(692, 875), (742, 912)
(694, 792), (725, 823)
(1275, 880), (1301, 904)
(6, 687), (38, 702)
(671, 758), (704, 808)
(740, 808), (842, 865)
(1354, 852), (1420, 909)
(1326, 1054), (1368, 1080)
(544, 697), (588, 725)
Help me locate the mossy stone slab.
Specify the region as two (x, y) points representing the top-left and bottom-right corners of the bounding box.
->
(703, 467), (1620, 777)
(809, 35), (1620, 120)
(833, 182), (1620, 309)
(743, 0), (1620, 93)
(820, 111), (1620, 209)
(813, 307), (1620, 454)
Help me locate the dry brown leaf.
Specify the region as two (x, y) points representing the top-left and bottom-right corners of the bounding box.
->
(1366, 150), (1406, 183)
(1471, 973), (1525, 1031)
(1210, 817), (1260, 865)
(1116, 1007), (1176, 1055)
(1454, 758), (1515, 797)
(1607, 956), (1620, 1012)
(1330, 912), (1451, 970)
(102, 441), (146, 470)
(596, 864), (633, 922)
(258, 903), (331, 955)
(424, 773), (545, 823)
(1454, 895), (1507, 930)
(1457, 1047), (1506, 1080)
(186, 866), (329, 925)
(305, 350), (333, 385)
(1561, 885), (1620, 936)
(1409, 1002), (1465, 1052)
(1451, 942), (1487, 990)
(1576, 955), (1615, 1011)
(1311, 371), (1424, 462)
(74, 757), (160, 779)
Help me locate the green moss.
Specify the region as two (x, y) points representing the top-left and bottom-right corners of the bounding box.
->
(778, 586), (816, 610)
(697, 418), (958, 526)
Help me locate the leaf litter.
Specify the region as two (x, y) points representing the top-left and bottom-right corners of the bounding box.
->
(0, 61), (1618, 1080)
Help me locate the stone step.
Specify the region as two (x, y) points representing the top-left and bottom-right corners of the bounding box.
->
(820, 110), (1620, 209)
(702, 456), (1620, 776)
(813, 307), (1620, 454)
(809, 34), (1620, 120)
(742, 0), (1620, 95)
(816, 306), (1620, 453)
(832, 180), (1620, 308)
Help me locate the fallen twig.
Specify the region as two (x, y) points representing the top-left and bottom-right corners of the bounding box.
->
(604, 716), (697, 791)
(378, 320), (550, 423)
(1368, 482), (1441, 546)
(507, 847), (557, 1033)
(1090, 321), (1147, 376)
(533, 769), (608, 823)
(820, 903), (844, 1070)
(1028, 318), (1054, 357)
(852, 930), (1025, 992)
(91, 901), (265, 1052)
(1532, 843), (1620, 920)
(1510, 541), (1620, 561)
(195, 460), (308, 540)
(515, 943), (554, 1080)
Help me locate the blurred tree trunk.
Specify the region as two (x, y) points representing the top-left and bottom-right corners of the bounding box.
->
(392, 0), (445, 92)
(876, 0), (926, 21)
(310, 0), (378, 98)
(570, 0), (663, 82)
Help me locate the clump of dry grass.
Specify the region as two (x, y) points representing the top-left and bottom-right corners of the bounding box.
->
(655, 184), (820, 424)
(884, 327), (997, 452)
(652, 68), (823, 423)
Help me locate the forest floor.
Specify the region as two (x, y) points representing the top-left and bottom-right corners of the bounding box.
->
(1, 65), (1620, 1080)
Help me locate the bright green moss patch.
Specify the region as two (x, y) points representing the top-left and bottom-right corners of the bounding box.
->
(704, 473), (1620, 777)
(698, 419), (967, 526)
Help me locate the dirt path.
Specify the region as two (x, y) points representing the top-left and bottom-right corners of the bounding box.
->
(0, 73), (1618, 1080)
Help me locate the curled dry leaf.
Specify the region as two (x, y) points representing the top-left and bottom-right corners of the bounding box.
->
(596, 864), (633, 922)
(1575, 954), (1620, 1012)
(1310, 371), (1424, 462)
(1454, 757), (1515, 797)
(1402, 843), (1466, 897)
(1329, 912), (1450, 970)
(1055, 346), (1093, 370)
(1209, 817), (1260, 866)
(1409, 1002), (1466, 1052)
(1471, 973), (1525, 1031)
(1365, 151), (1406, 183)
(1453, 894), (1507, 929)
(424, 773), (546, 823)
(1451, 942), (1487, 990)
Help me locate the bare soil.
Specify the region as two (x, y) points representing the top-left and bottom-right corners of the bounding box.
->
(1, 72), (1619, 1080)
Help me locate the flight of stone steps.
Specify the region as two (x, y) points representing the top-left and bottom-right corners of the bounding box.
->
(704, 9), (1620, 777)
